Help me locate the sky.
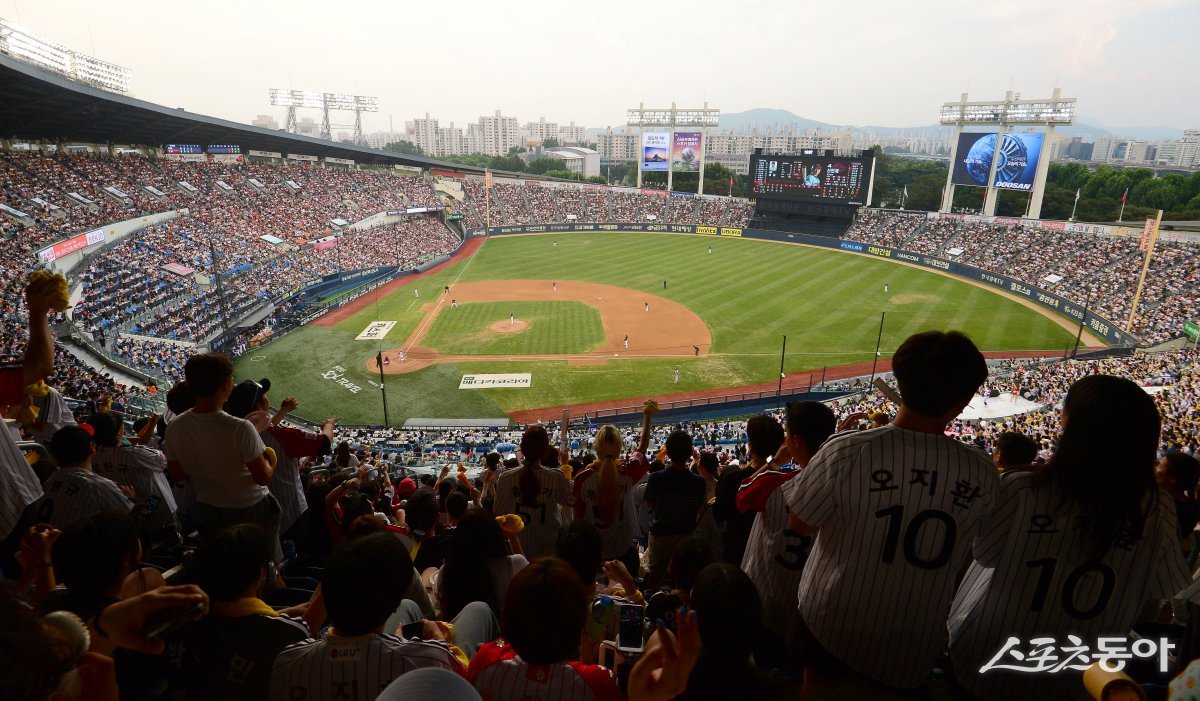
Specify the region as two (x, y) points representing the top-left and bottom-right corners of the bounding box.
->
(5, 0), (1198, 134)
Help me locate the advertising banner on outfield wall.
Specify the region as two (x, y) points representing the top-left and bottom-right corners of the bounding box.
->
(671, 132), (703, 172)
(641, 132), (670, 172)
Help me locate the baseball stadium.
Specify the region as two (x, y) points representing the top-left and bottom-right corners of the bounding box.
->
(3, 6), (1200, 701)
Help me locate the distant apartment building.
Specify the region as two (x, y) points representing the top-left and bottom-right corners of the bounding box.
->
(252, 114), (280, 131)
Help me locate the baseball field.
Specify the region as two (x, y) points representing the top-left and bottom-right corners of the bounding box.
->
(233, 232), (1089, 425)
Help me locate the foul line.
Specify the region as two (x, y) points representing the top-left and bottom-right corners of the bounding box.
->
(400, 237), (489, 356)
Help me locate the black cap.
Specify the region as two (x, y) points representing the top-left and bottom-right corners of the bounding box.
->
(224, 378), (270, 418)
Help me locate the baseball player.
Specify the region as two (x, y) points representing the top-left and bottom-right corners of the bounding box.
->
(739, 401), (835, 655)
(32, 426), (134, 530)
(451, 299), (459, 309)
(493, 426), (572, 560)
(414, 288), (419, 299)
(510, 312), (515, 326)
(644, 302), (649, 313)
(623, 335), (629, 350)
(553, 281), (557, 292)
(884, 282), (889, 293)
(782, 331), (996, 690)
(674, 368), (680, 384)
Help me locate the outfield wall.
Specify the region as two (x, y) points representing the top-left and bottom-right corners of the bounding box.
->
(467, 223), (1134, 347)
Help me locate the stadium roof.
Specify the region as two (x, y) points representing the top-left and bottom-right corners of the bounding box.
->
(0, 52), (521, 177)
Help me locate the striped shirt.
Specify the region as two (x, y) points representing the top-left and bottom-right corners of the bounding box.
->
(93, 444), (177, 531)
(494, 467), (572, 560)
(947, 471), (1191, 700)
(571, 452), (649, 559)
(0, 420), (42, 540)
(31, 467), (133, 530)
(269, 632), (463, 701)
(783, 425), (997, 689)
(738, 468), (808, 637)
(26, 387), (76, 444)
(468, 640), (621, 701)
(261, 426), (327, 533)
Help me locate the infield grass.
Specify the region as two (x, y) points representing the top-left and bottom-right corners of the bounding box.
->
(235, 232), (1079, 424)
(422, 301), (605, 355)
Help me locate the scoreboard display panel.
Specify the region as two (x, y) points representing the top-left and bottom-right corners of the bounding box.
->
(749, 152), (873, 206)
(207, 144), (242, 154)
(165, 144), (202, 154)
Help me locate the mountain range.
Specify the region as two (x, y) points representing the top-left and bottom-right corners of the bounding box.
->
(715, 108), (1186, 142)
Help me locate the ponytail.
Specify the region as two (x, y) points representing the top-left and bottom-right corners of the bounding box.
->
(593, 425), (622, 523)
(519, 425), (550, 505)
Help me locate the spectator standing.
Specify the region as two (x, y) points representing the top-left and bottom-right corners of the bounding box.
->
(783, 330), (995, 691)
(223, 379), (335, 546)
(643, 430), (707, 590)
(164, 354), (280, 559)
(89, 411), (178, 537)
(31, 426), (133, 530)
(714, 414), (782, 566)
(738, 401), (835, 662)
(494, 426), (572, 560)
(948, 375), (1193, 700)
(572, 403), (656, 575)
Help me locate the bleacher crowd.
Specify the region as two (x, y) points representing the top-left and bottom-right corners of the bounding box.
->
(848, 210), (1200, 344)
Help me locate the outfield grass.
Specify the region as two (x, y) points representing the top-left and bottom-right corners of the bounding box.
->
(422, 301), (605, 355)
(235, 232), (1079, 425)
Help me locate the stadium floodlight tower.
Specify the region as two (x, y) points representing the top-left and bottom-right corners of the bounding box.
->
(938, 88), (1075, 218)
(269, 89), (379, 144)
(628, 102), (720, 194)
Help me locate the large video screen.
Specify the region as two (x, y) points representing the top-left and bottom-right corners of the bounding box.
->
(952, 132), (1043, 191)
(749, 153), (873, 205)
(165, 144), (202, 155)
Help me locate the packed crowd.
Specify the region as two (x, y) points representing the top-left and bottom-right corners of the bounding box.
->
(4, 292), (1200, 700)
(846, 210), (1200, 344)
(454, 180), (753, 229)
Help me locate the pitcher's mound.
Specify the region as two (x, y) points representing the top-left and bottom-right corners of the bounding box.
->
(489, 320), (529, 334)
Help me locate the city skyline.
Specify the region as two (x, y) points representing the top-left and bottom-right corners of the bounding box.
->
(3, 0), (1197, 134)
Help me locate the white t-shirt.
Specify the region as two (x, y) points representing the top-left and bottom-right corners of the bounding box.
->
(947, 471), (1191, 700)
(163, 410), (268, 509)
(783, 425), (997, 689)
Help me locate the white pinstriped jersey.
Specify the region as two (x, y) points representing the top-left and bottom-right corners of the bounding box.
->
(269, 632), (463, 701)
(493, 467), (572, 560)
(0, 421), (42, 539)
(25, 387), (76, 443)
(783, 425), (997, 689)
(31, 467), (133, 530)
(468, 640), (621, 701)
(948, 471), (1192, 701)
(739, 468), (808, 637)
(92, 444), (177, 531)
